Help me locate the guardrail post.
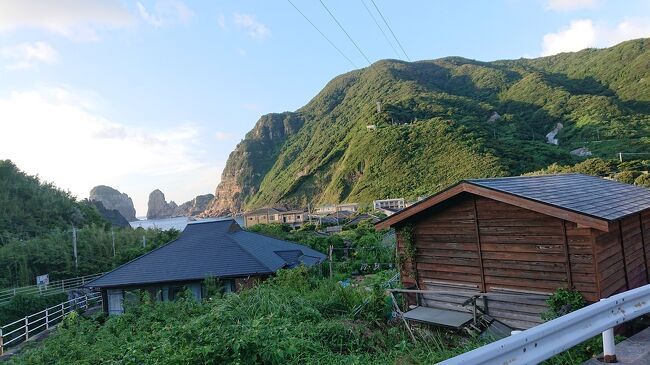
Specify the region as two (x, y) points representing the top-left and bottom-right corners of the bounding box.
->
(603, 327), (616, 363)
(45, 308), (49, 330)
(24, 317), (29, 341)
(1, 328), (4, 356)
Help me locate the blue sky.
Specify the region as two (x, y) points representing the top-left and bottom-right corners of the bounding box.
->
(1, 0), (649, 216)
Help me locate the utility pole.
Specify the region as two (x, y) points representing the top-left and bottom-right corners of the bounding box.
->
(72, 226), (78, 271)
(328, 245), (333, 279)
(111, 228), (116, 257)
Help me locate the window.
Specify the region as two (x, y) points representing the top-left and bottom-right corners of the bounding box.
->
(168, 285), (186, 301)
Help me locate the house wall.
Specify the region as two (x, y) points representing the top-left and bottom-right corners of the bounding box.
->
(397, 192), (605, 329)
(593, 211), (650, 298)
(100, 276), (265, 314)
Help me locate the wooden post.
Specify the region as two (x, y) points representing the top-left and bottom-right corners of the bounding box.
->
(472, 197), (487, 292)
(329, 245), (333, 279)
(639, 214), (650, 284)
(562, 221), (573, 288)
(618, 221), (630, 290)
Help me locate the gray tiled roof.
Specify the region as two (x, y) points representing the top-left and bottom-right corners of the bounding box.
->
(466, 174), (650, 221)
(87, 220), (325, 288)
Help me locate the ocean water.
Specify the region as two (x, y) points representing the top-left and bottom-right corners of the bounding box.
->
(129, 216), (245, 231)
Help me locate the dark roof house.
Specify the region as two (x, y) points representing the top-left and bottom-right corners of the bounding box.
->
(376, 174), (650, 329)
(88, 219), (325, 314)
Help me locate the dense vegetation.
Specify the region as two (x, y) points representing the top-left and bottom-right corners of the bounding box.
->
(5, 224), (604, 364)
(529, 157), (650, 187)
(207, 38), (650, 215)
(0, 160), (181, 288)
(0, 160), (105, 244)
(0, 292), (68, 326)
(8, 269), (603, 364)
(0, 226), (180, 288)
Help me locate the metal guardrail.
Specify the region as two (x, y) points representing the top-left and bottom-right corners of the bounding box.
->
(0, 273), (103, 305)
(436, 283), (650, 365)
(0, 292), (102, 355)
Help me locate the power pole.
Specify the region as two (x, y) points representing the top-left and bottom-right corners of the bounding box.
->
(328, 245), (333, 279)
(111, 228), (116, 257)
(72, 226), (78, 271)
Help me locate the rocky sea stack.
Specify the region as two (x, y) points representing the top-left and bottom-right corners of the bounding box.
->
(147, 189), (177, 220)
(89, 185), (137, 222)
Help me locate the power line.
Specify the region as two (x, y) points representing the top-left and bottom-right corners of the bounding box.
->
(360, 0), (400, 58)
(286, 0), (358, 68)
(318, 0), (372, 65)
(369, 0), (411, 61)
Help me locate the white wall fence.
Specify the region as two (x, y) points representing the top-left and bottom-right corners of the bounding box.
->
(0, 292), (102, 356)
(436, 283), (650, 365)
(0, 273), (103, 305)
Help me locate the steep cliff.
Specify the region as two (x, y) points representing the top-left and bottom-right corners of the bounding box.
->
(203, 39), (650, 216)
(174, 194), (214, 217)
(202, 112), (304, 216)
(89, 185), (137, 221)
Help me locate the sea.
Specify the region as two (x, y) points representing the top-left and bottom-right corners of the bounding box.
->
(129, 216), (245, 232)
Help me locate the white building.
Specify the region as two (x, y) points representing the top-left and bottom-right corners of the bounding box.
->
(373, 198), (405, 211)
(314, 203), (359, 215)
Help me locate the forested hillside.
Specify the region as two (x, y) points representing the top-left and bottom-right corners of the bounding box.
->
(0, 160), (105, 244)
(0, 160), (180, 287)
(204, 38), (650, 216)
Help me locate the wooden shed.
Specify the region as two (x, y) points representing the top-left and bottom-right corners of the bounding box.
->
(376, 174), (650, 329)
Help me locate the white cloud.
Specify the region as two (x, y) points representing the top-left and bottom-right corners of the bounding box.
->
(0, 0), (133, 41)
(0, 87), (211, 215)
(217, 14), (228, 30)
(136, 0), (193, 28)
(541, 18), (650, 56)
(542, 19), (596, 56)
(1, 42), (58, 70)
(214, 131), (235, 141)
(546, 0), (598, 11)
(233, 13), (271, 40)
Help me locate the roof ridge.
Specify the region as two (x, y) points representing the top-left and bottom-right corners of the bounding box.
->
(465, 173), (584, 182)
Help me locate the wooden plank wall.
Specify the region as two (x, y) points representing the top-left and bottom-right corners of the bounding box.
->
(413, 196), (482, 288)
(486, 288), (549, 329)
(594, 224), (627, 298)
(620, 215), (648, 289)
(642, 210), (650, 285)
(474, 197), (568, 294)
(565, 222), (599, 301)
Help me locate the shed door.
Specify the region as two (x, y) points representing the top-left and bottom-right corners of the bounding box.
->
(107, 289), (124, 315)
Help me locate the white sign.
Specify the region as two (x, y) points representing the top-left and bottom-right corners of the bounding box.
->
(36, 274), (49, 286)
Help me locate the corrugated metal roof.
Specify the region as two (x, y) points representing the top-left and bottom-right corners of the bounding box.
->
(467, 174), (650, 221)
(87, 220), (326, 288)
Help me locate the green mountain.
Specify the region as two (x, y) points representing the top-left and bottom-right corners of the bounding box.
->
(203, 39), (650, 215)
